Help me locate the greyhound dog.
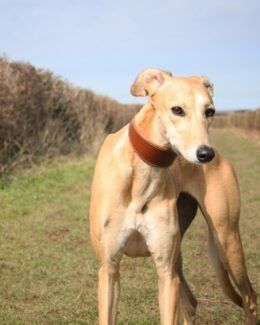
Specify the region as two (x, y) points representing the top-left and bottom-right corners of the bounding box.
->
(90, 68), (256, 324)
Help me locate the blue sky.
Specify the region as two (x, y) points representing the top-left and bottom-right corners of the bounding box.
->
(0, 0), (259, 110)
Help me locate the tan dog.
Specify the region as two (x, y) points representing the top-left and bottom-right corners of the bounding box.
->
(90, 68), (256, 324)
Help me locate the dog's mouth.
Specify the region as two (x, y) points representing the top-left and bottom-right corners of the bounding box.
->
(171, 146), (181, 156)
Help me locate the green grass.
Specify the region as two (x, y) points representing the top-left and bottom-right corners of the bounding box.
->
(0, 130), (259, 324)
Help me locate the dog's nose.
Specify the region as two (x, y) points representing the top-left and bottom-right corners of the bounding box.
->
(196, 145), (215, 163)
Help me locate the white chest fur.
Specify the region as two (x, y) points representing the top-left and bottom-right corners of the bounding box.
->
(117, 162), (175, 254)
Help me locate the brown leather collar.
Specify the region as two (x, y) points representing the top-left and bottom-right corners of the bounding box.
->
(128, 119), (177, 168)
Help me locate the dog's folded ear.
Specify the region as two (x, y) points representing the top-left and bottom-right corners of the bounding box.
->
(201, 76), (214, 97)
(131, 68), (172, 97)
(191, 76), (214, 98)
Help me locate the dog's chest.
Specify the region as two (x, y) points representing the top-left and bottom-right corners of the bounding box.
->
(116, 159), (174, 256)
(131, 163), (167, 204)
(118, 185), (170, 255)
(117, 204), (154, 257)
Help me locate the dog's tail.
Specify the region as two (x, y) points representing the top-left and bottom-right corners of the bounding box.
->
(208, 229), (243, 308)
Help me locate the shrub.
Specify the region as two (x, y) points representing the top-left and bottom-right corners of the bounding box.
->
(0, 57), (140, 174)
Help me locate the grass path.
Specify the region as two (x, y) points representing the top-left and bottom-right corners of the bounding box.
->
(0, 129), (259, 324)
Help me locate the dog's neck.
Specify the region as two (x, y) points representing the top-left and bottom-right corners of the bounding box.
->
(126, 103), (172, 212)
(134, 103), (169, 149)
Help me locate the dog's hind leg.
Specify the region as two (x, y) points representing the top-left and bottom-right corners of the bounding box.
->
(203, 212), (257, 324)
(207, 227), (243, 308)
(204, 217), (257, 324)
(177, 192), (198, 325)
(191, 159), (257, 324)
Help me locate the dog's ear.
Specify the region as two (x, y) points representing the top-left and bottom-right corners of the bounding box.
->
(131, 68), (172, 97)
(190, 76), (214, 98)
(201, 76), (214, 97)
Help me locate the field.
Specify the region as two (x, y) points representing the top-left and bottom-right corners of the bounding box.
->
(0, 129), (259, 324)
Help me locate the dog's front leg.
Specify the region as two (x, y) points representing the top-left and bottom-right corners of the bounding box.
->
(156, 265), (180, 325)
(98, 253), (122, 325)
(147, 201), (181, 325)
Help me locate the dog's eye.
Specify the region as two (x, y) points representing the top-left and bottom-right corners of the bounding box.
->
(205, 108), (215, 117)
(171, 106), (185, 116)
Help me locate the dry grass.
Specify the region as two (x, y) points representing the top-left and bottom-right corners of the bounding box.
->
(0, 57), (140, 175)
(213, 109), (260, 132)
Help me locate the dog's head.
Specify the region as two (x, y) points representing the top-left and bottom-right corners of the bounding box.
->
(131, 68), (216, 164)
